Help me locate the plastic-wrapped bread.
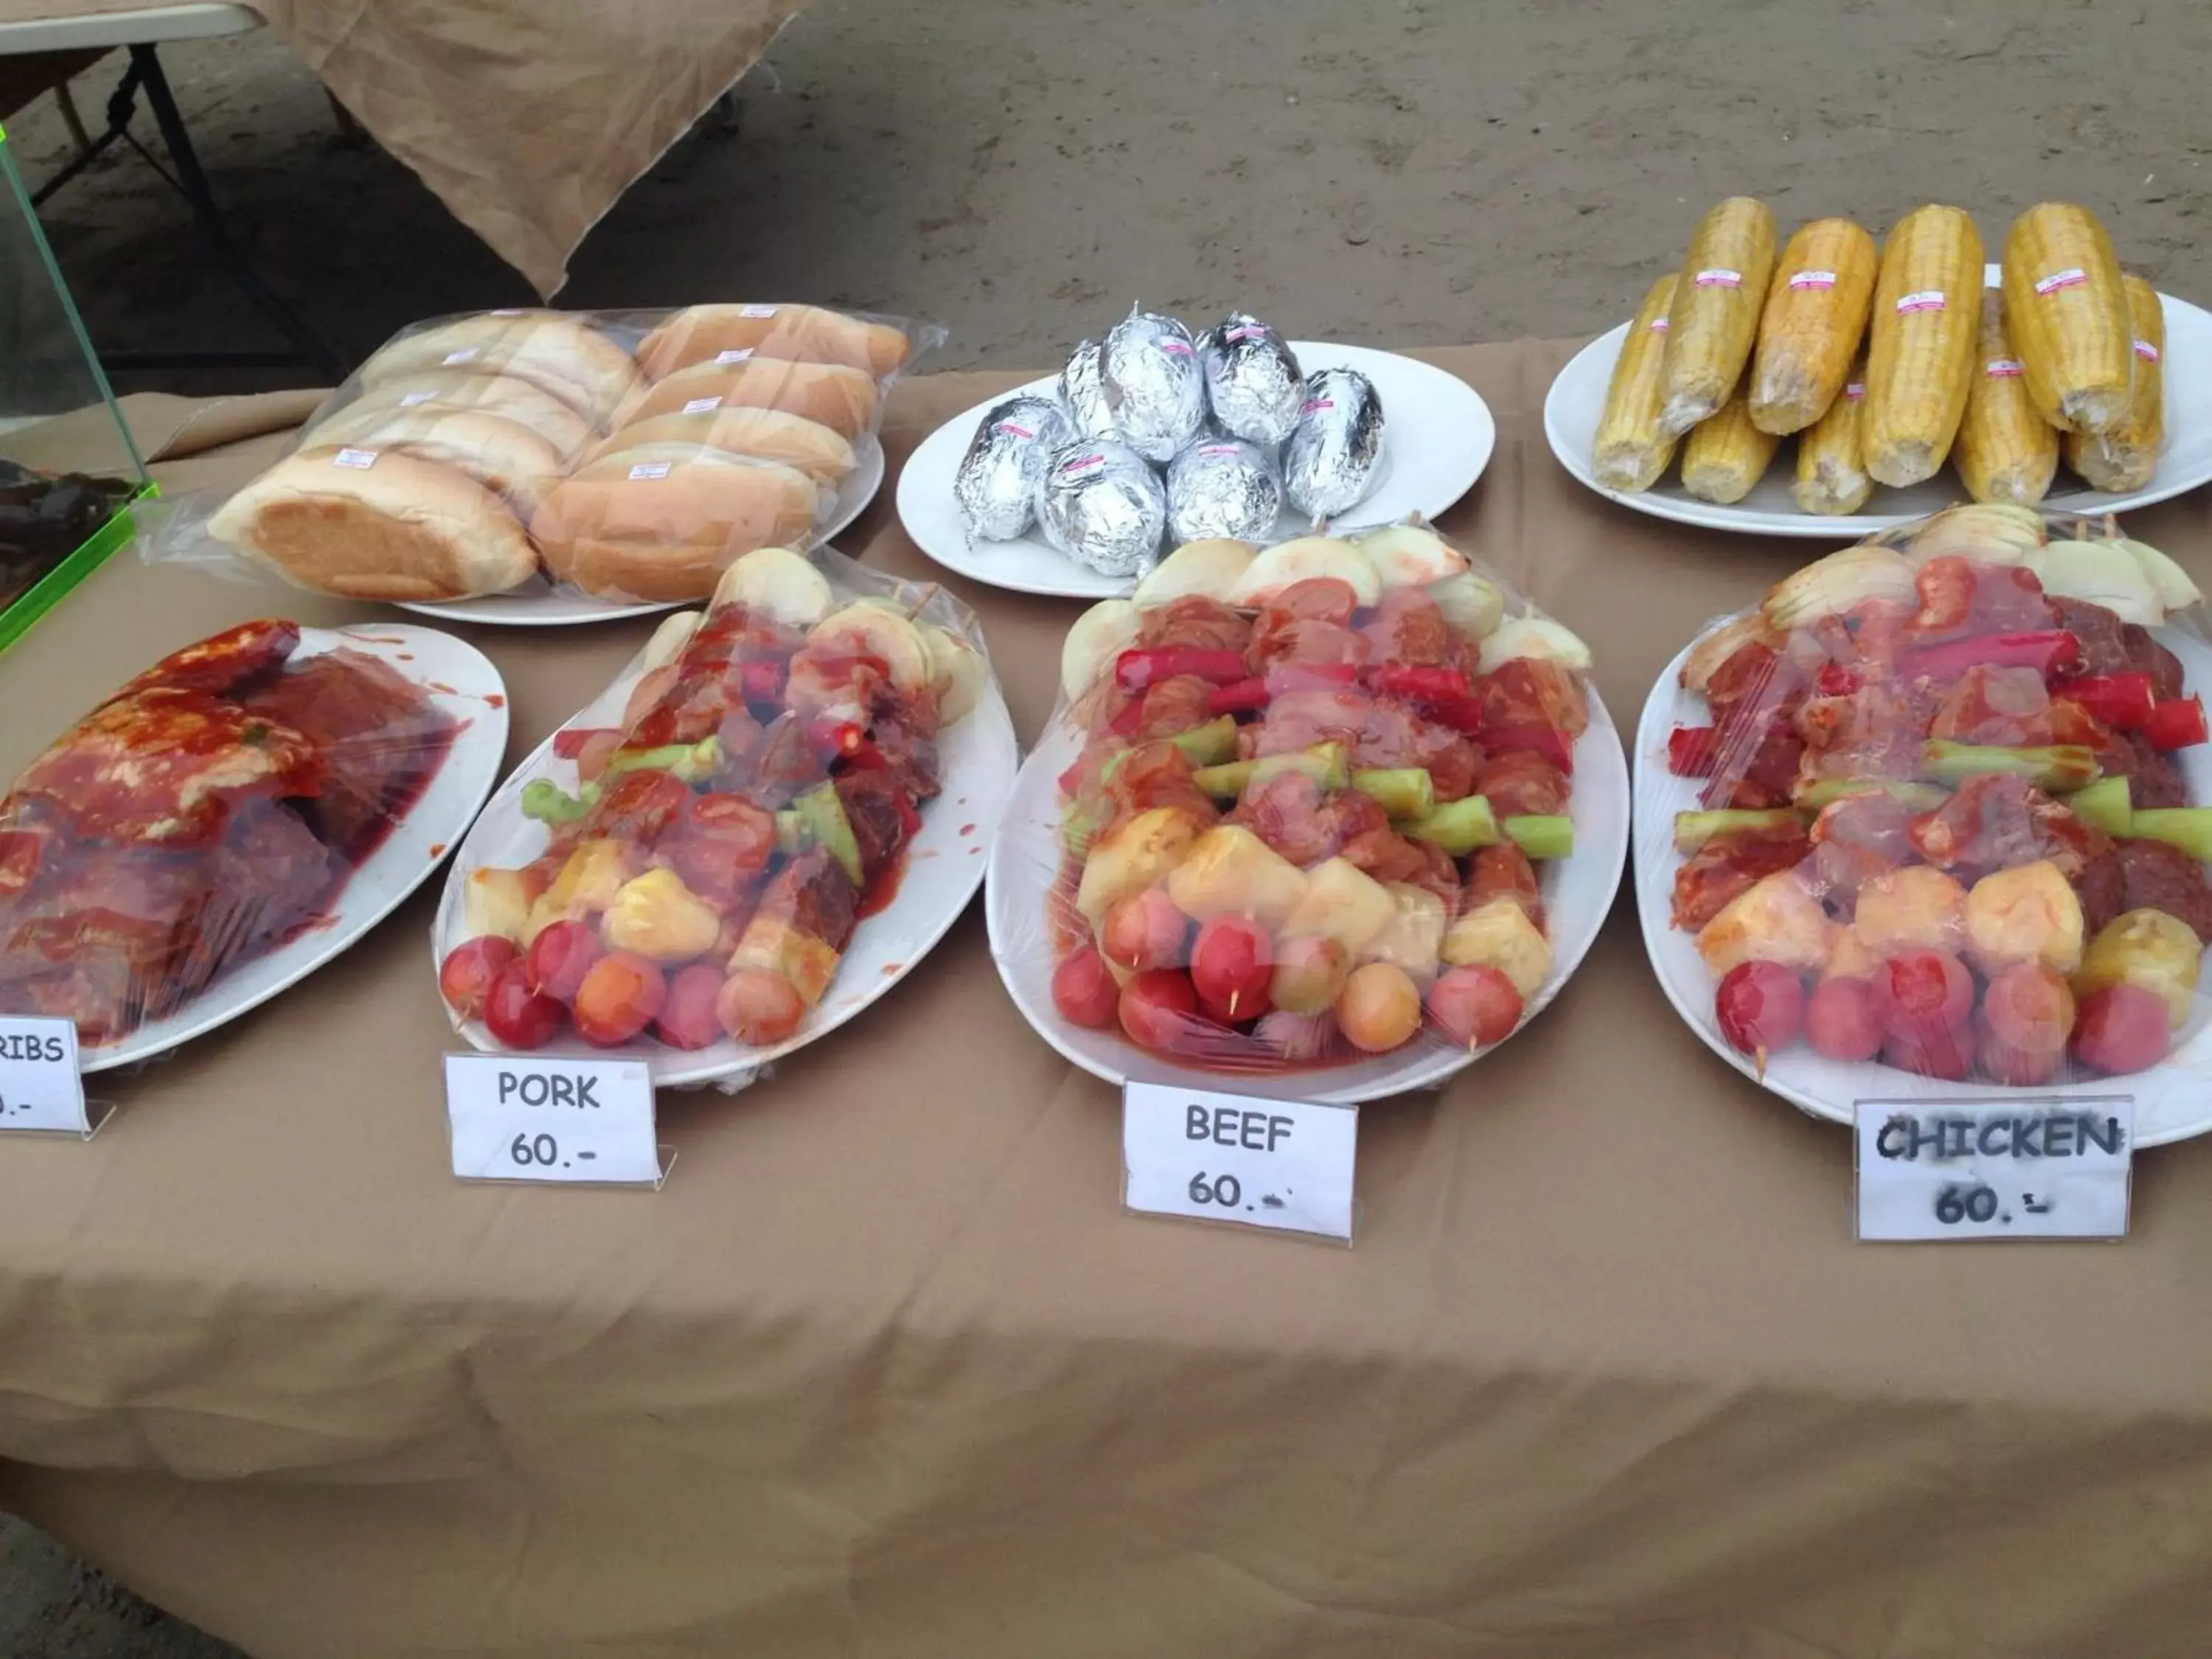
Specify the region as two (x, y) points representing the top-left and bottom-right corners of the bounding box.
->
(2065, 274), (2164, 492)
(1680, 392), (1779, 505)
(1657, 197), (1777, 435)
(1954, 290), (2059, 505)
(2001, 203), (2134, 434)
(1862, 204), (1984, 487)
(1792, 358), (1873, 515)
(1590, 273), (1680, 492)
(1748, 217), (1877, 435)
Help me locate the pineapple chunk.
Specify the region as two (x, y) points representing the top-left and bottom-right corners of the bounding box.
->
(1441, 896), (1554, 998)
(1695, 872), (1834, 976)
(1074, 807), (1203, 931)
(1964, 860), (2084, 977)
(602, 869), (725, 963)
(1361, 883), (1448, 986)
(462, 868), (535, 943)
(1822, 925), (1883, 984)
(1278, 857), (1397, 957)
(1851, 866), (1968, 957)
(1164, 824), (1308, 931)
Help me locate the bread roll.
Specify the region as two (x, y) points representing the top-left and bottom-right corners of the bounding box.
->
(636, 304), (910, 381)
(531, 449), (823, 602)
(206, 446), (538, 602)
(308, 371), (596, 457)
(612, 357), (880, 438)
(305, 407), (566, 513)
(583, 408), (856, 487)
(360, 313), (641, 424)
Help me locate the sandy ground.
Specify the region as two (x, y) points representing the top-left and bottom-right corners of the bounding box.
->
(1, 0), (2207, 1651)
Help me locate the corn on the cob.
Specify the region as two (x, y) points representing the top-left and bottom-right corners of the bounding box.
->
(2002, 203), (2133, 434)
(1749, 218), (1877, 435)
(2065, 273), (2164, 492)
(1954, 289), (2059, 505)
(1863, 204), (1984, 487)
(1792, 356), (1873, 515)
(1680, 392), (1780, 505)
(1592, 274), (1681, 491)
(1657, 197), (1777, 436)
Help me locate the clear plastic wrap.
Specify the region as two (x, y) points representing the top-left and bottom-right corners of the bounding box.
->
(985, 526), (1631, 1105)
(1640, 504), (2212, 1127)
(0, 619), (491, 1064)
(154, 305), (942, 610)
(432, 544), (1018, 1091)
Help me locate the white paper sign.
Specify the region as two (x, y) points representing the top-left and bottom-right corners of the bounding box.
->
(1855, 1096), (2133, 1241)
(1122, 1081), (1356, 1240)
(444, 1054), (664, 1186)
(0, 1018), (87, 1135)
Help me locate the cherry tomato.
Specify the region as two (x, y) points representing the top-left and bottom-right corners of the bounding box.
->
(1270, 934), (1349, 1016)
(1191, 917), (1274, 1024)
(481, 960), (564, 1049)
(439, 936), (519, 1020)
(1425, 965), (1523, 1050)
(1804, 977), (1884, 1062)
(1879, 949), (1973, 1041)
(1978, 964), (2075, 1085)
(655, 964), (727, 1050)
(526, 919), (603, 1004)
(1253, 1009), (1338, 1063)
(1051, 947), (1120, 1028)
(2073, 983), (2171, 1076)
(571, 950), (667, 1046)
(717, 967), (807, 1046)
(1882, 1023), (1975, 1081)
(1100, 887), (1190, 972)
(1716, 961), (1804, 1060)
(1336, 962), (1422, 1053)
(1118, 968), (1200, 1053)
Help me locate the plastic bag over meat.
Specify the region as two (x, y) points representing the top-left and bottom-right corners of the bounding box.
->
(990, 524), (1614, 1099)
(150, 302), (944, 607)
(432, 543), (1009, 1092)
(1652, 503), (2212, 1099)
(0, 620), (462, 1053)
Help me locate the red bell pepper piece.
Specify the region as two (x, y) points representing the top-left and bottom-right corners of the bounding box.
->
(2057, 672), (2157, 731)
(1667, 725), (1720, 778)
(1423, 693), (1486, 737)
(1484, 720), (1574, 775)
(552, 726), (620, 760)
(2145, 695), (2208, 751)
(1107, 695), (1147, 737)
(1899, 629), (2081, 685)
(1113, 647), (1250, 695)
(1206, 677), (1270, 716)
(1369, 664), (1473, 703)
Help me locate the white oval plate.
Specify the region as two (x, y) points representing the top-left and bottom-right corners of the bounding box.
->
(1634, 626), (2212, 1146)
(80, 624), (509, 1074)
(396, 442), (886, 627)
(986, 689), (1630, 1105)
(434, 650), (1019, 1088)
(1547, 266), (2212, 538)
(900, 342), (1497, 599)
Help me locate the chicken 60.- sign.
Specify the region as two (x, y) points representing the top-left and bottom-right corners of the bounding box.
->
(1854, 1096), (2134, 1240)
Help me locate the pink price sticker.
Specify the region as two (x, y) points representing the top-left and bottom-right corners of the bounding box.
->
(995, 420), (1037, 440)
(332, 448), (378, 470)
(2033, 268), (2088, 296)
(1984, 358), (2025, 379)
(713, 348), (754, 364)
(1787, 270), (1839, 291)
(1647, 316), (1670, 333)
(1692, 268), (1743, 288)
(1844, 382), (1866, 400)
(1158, 339), (1195, 357)
(1895, 291), (1947, 315)
(627, 462), (672, 481)
(1224, 325), (1269, 343)
(1197, 444), (1242, 458)
(681, 397), (723, 414)
(1061, 453), (1107, 477)
(737, 305), (779, 319)
(2136, 338), (2162, 363)
(1299, 397), (1335, 415)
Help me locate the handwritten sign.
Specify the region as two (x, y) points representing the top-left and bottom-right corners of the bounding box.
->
(1854, 1096), (2133, 1241)
(444, 1054), (666, 1186)
(0, 1017), (90, 1136)
(1122, 1081), (1356, 1241)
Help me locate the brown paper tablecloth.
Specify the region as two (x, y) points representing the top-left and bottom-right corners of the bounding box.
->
(5, 343), (2212, 1659)
(0, 0), (806, 294)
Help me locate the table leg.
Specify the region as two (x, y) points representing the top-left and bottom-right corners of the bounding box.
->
(125, 44), (344, 378)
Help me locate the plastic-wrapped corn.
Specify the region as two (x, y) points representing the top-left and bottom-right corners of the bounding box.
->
(1954, 290), (2059, 505)
(1680, 392), (1779, 505)
(1591, 273), (1680, 492)
(1749, 218), (1877, 435)
(2001, 203), (2133, 434)
(1792, 358), (1873, 515)
(1863, 204), (1983, 487)
(2065, 274), (2164, 492)
(1657, 197), (1777, 436)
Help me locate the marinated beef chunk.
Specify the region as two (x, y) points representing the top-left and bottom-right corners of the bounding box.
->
(722, 713), (828, 809)
(1908, 774), (2107, 881)
(2075, 846), (2126, 939)
(1671, 824), (1812, 933)
(1469, 843), (1546, 932)
(1476, 749), (1568, 818)
(243, 650), (456, 855)
(1138, 595), (1251, 656)
(834, 769), (912, 880)
(1232, 771), (1386, 868)
(2120, 624), (2186, 702)
(2047, 596), (2132, 679)
(756, 849), (859, 955)
(2115, 838), (2212, 944)
(107, 619), (301, 704)
(2124, 731), (2189, 809)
